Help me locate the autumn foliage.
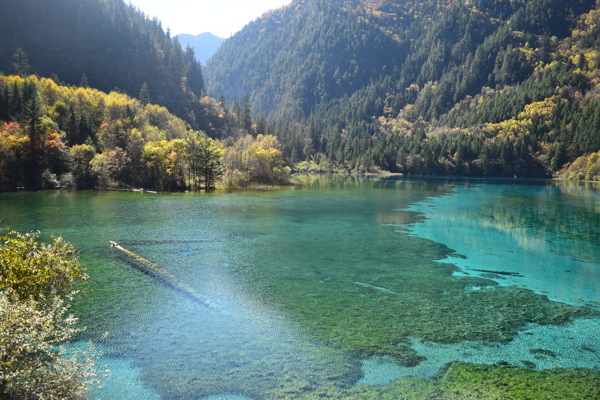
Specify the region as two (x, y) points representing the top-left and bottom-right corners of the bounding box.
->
(0, 75), (290, 190)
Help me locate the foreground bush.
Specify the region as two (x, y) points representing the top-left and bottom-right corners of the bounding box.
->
(0, 229), (100, 400)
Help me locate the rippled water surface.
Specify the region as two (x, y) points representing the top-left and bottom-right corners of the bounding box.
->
(1, 176), (598, 399)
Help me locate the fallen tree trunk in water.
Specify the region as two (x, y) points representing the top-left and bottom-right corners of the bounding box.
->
(110, 241), (219, 311)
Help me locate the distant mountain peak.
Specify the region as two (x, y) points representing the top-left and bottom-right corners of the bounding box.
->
(177, 32), (225, 65)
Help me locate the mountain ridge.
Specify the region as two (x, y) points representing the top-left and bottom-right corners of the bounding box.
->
(1, 0), (599, 181)
(206, 0), (600, 179)
(177, 32), (225, 65)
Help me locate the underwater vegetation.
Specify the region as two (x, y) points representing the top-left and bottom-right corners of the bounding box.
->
(258, 362), (600, 400)
(242, 231), (598, 366)
(121, 184), (600, 399)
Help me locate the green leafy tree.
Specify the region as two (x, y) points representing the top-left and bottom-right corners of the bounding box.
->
(0, 229), (100, 400)
(0, 122), (27, 187)
(90, 147), (130, 188)
(186, 132), (224, 192)
(142, 140), (188, 191)
(70, 144), (96, 188)
(242, 134), (290, 184)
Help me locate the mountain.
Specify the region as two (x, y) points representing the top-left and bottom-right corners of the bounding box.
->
(177, 33), (225, 65)
(206, 0), (406, 119)
(206, 0), (595, 119)
(0, 0), (206, 128)
(206, 0), (600, 179)
(0, 0), (296, 190)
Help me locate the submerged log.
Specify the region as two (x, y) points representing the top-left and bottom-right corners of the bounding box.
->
(470, 268), (524, 277)
(110, 241), (219, 311)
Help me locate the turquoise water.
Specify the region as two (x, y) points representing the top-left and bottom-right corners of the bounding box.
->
(401, 179), (600, 307)
(0, 176), (598, 399)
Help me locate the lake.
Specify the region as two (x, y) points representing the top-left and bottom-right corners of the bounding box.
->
(1, 175), (599, 399)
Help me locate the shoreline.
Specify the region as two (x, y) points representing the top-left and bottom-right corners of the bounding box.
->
(2, 172), (599, 194)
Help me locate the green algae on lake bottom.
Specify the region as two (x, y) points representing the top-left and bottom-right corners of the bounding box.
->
(235, 228), (598, 367)
(255, 362), (600, 399)
(434, 362), (600, 400)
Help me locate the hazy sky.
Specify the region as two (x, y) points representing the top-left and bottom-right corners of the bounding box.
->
(126, 0), (292, 38)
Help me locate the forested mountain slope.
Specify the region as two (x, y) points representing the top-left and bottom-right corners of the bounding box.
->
(0, 0), (206, 128)
(0, 0), (296, 190)
(207, 0), (406, 120)
(206, 0), (600, 179)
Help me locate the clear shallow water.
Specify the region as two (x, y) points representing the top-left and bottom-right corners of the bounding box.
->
(0, 176), (598, 399)
(400, 179), (600, 307)
(358, 317), (600, 386)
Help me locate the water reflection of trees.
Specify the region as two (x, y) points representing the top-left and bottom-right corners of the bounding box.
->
(291, 173), (456, 194)
(479, 186), (599, 262)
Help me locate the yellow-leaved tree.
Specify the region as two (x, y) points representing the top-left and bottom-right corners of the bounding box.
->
(0, 229), (101, 400)
(242, 134), (291, 185)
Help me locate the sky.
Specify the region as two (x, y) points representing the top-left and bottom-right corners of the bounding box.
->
(126, 0), (292, 38)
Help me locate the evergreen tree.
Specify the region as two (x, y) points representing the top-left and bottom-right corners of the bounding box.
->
(242, 94), (252, 132)
(79, 74), (90, 88)
(11, 48), (30, 77)
(23, 92), (43, 187)
(139, 83), (151, 106)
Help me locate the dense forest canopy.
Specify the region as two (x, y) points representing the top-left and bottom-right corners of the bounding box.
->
(206, 0), (600, 180)
(0, 0), (294, 190)
(0, 0), (207, 129)
(0, 75), (291, 190)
